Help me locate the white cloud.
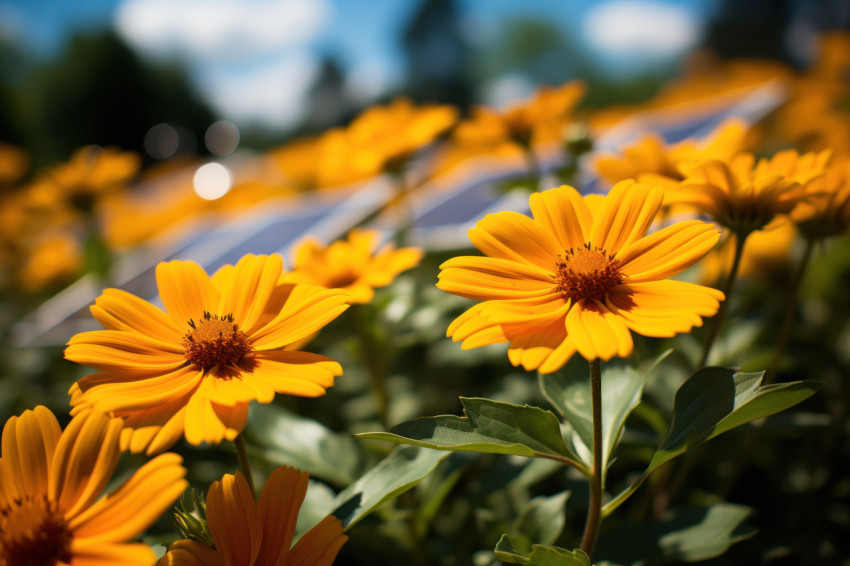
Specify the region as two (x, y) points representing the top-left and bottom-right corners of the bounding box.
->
(199, 53), (320, 128)
(115, 0), (329, 61)
(583, 1), (700, 59)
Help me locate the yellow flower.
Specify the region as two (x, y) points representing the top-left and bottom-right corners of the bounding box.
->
(160, 466), (347, 566)
(317, 98), (457, 188)
(437, 182), (723, 373)
(29, 145), (140, 213)
(0, 406), (187, 566)
(669, 150), (830, 234)
(594, 119), (750, 187)
(455, 81), (585, 150)
(65, 254), (349, 454)
(16, 232), (82, 292)
(700, 218), (797, 284)
(792, 155), (850, 239)
(286, 229), (423, 304)
(0, 141), (29, 185)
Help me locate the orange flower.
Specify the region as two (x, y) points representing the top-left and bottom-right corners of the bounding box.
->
(160, 466), (346, 566)
(437, 182), (722, 373)
(317, 98), (457, 188)
(0, 406), (187, 566)
(28, 145), (140, 213)
(65, 254), (349, 454)
(594, 119), (750, 187)
(669, 149), (830, 235)
(792, 154), (850, 239)
(286, 229), (423, 304)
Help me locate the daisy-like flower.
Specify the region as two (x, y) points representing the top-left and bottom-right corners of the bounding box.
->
(437, 181), (723, 373)
(65, 253), (349, 454)
(669, 149), (831, 235)
(285, 229), (423, 304)
(594, 119), (749, 188)
(0, 406), (187, 566)
(160, 466), (347, 566)
(792, 155), (850, 239)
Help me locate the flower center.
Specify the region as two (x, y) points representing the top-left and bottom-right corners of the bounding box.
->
(0, 497), (72, 566)
(182, 312), (252, 370)
(555, 243), (623, 302)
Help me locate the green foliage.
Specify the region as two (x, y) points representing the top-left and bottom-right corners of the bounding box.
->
(603, 367), (822, 516)
(332, 445), (449, 530)
(597, 503), (756, 563)
(494, 534), (590, 566)
(357, 397), (586, 472)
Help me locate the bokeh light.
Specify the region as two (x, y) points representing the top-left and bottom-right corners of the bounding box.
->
(192, 161), (233, 200)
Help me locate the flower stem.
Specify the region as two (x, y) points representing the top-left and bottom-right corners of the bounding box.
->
(763, 237), (816, 385)
(580, 358), (603, 557)
(698, 231), (749, 368)
(350, 305), (390, 429)
(234, 434), (256, 498)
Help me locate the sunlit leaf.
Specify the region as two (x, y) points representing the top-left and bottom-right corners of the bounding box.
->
(603, 368), (821, 516)
(514, 491), (570, 548)
(357, 397), (586, 472)
(494, 534), (590, 565)
(333, 445), (449, 530)
(247, 404), (371, 487)
(596, 503), (755, 563)
(540, 350), (671, 471)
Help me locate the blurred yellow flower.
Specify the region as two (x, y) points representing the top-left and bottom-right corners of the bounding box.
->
(286, 229), (423, 304)
(29, 145), (140, 213)
(669, 149), (830, 234)
(16, 232), (82, 292)
(792, 155), (850, 239)
(594, 119), (750, 187)
(317, 98), (457, 188)
(456, 81), (586, 150)
(700, 218), (797, 285)
(160, 466), (347, 566)
(437, 182), (722, 373)
(0, 406), (187, 566)
(0, 141), (29, 185)
(65, 254), (349, 454)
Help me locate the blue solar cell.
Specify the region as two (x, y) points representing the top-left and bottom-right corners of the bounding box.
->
(414, 181), (500, 228)
(203, 209), (329, 274)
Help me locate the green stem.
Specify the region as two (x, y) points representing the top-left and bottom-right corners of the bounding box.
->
(697, 231), (749, 368)
(234, 434), (256, 498)
(763, 237), (816, 385)
(580, 359), (603, 557)
(392, 168), (413, 248)
(523, 144), (542, 188)
(350, 306), (390, 429)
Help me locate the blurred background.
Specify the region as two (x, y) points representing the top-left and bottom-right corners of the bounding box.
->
(1, 0), (847, 165)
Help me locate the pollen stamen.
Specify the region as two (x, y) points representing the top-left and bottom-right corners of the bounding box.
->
(182, 312), (251, 370)
(555, 242), (623, 302)
(0, 497), (72, 566)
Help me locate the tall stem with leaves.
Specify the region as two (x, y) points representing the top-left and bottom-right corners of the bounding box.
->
(580, 359), (603, 556)
(350, 305), (390, 429)
(698, 231), (749, 367)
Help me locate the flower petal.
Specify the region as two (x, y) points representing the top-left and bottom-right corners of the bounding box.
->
(216, 254), (284, 330)
(437, 256), (554, 300)
(159, 540), (224, 566)
(156, 260), (220, 330)
(606, 282), (723, 337)
(468, 210), (562, 270)
(287, 515), (348, 566)
(618, 220), (721, 282)
(91, 288), (182, 343)
(205, 473), (262, 566)
(589, 180), (664, 254)
(528, 185), (592, 250)
(256, 466), (309, 565)
(565, 300), (633, 362)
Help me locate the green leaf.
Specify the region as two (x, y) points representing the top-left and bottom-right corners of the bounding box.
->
(494, 534), (590, 566)
(540, 351), (671, 472)
(596, 503), (755, 563)
(603, 368), (821, 516)
(513, 491), (570, 548)
(247, 404), (370, 487)
(357, 397), (585, 472)
(332, 445), (449, 530)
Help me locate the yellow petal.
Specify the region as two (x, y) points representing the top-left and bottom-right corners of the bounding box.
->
(256, 466), (309, 565)
(617, 220), (720, 282)
(590, 180), (664, 255)
(206, 473), (262, 566)
(91, 288), (182, 343)
(156, 260), (220, 330)
(216, 254), (284, 331)
(468, 210), (562, 270)
(528, 185), (592, 250)
(287, 515), (348, 566)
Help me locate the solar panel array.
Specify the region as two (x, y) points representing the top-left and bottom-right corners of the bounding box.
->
(13, 79), (787, 347)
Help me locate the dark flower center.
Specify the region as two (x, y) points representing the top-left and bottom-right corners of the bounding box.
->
(555, 243), (623, 302)
(183, 312), (252, 370)
(1, 497), (72, 566)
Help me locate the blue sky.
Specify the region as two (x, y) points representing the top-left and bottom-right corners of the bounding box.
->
(2, 0), (713, 128)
